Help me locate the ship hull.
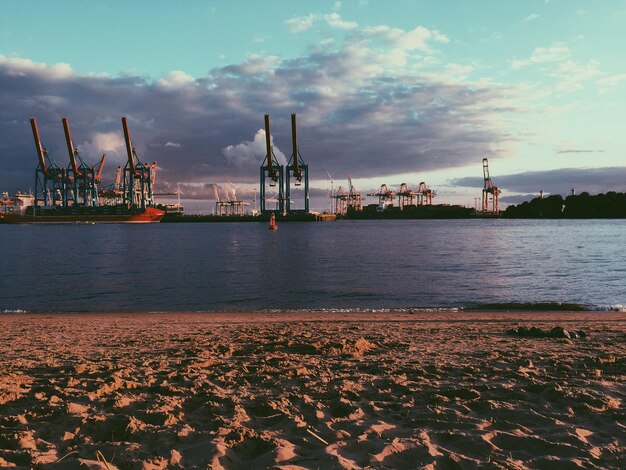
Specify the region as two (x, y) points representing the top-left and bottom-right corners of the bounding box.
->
(0, 206), (165, 224)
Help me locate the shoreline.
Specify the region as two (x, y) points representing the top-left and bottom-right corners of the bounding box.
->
(2, 310), (626, 322)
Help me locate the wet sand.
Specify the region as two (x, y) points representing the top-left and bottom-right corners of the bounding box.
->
(0, 311), (625, 468)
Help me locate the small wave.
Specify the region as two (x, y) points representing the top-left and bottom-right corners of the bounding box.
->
(462, 302), (590, 312)
(594, 304), (626, 312)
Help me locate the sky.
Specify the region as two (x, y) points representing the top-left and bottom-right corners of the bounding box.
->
(1, 0), (625, 211)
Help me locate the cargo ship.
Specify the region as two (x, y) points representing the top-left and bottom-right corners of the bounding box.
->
(0, 205), (165, 224)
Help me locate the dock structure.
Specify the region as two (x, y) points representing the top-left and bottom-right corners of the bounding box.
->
(216, 200), (246, 216)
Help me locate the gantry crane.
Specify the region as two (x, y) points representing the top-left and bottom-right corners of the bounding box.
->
(367, 184), (396, 212)
(98, 165), (122, 205)
(121, 116), (156, 210)
(330, 185), (349, 215)
(397, 183), (418, 210)
(286, 113), (309, 213)
(62, 117), (99, 207)
(482, 158), (500, 215)
(417, 181), (434, 205)
(31, 117), (67, 209)
(347, 175), (363, 213)
(259, 114), (284, 214)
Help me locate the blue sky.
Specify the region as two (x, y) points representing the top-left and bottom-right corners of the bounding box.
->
(1, 0), (626, 210)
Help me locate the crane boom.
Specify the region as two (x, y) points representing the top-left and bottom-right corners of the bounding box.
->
(30, 118), (48, 176)
(114, 166), (121, 190)
(482, 158), (490, 185)
(121, 116), (137, 175)
(291, 113), (300, 176)
(264, 113), (273, 175)
(95, 154), (106, 182)
(62, 117), (82, 177)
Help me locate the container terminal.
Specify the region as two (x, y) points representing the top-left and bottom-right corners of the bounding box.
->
(1, 116), (164, 223)
(1, 113), (501, 223)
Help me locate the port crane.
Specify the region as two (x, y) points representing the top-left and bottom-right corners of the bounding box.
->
(98, 166), (122, 205)
(62, 117), (100, 207)
(368, 184), (396, 212)
(417, 181), (434, 205)
(285, 113), (310, 213)
(31, 117), (67, 209)
(330, 185), (349, 215)
(482, 158), (500, 215)
(397, 183), (418, 210)
(121, 116), (156, 210)
(347, 175), (363, 213)
(259, 114), (285, 214)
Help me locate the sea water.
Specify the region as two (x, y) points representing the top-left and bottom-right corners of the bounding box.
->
(1, 219), (625, 312)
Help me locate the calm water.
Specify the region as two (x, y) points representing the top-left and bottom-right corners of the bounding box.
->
(1, 219), (625, 312)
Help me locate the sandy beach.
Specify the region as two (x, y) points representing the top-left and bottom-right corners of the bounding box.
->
(0, 311), (624, 468)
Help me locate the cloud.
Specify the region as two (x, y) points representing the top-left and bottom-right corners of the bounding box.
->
(511, 43), (569, 69)
(84, 131), (126, 164)
(597, 73), (626, 94)
(557, 149), (602, 154)
(363, 25), (449, 52)
(451, 167), (626, 195)
(0, 55), (74, 80)
(285, 12), (357, 33)
(222, 129), (287, 169)
(0, 31), (517, 198)
(325, 13), (358, 30)
(524, 14), (540, 22)
(157, 71), (195, 88)
(285, 14), (317, 33)
(552, 59), (600, 92)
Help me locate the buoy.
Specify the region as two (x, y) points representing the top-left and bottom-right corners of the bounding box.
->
(269, 212), (278, 231)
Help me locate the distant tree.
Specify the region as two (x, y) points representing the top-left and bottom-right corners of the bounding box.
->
(505, 191), (626, 219)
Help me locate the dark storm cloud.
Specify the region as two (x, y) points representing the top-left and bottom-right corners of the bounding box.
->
(451, 167), (626, 196)
(0, 47), (516, 197)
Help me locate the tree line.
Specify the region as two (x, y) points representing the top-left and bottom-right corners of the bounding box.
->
(503, 191), (626, 218)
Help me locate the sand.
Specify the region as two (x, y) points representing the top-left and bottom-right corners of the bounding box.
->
(0, 311), (624, 469)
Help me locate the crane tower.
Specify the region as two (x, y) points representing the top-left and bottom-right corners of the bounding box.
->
(31, 118), (67, 209)
(62, 117), (100, 207)
(259, 114), (285, 215)
(285, 113), (309, 213)
(121, 116), (156, 210)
